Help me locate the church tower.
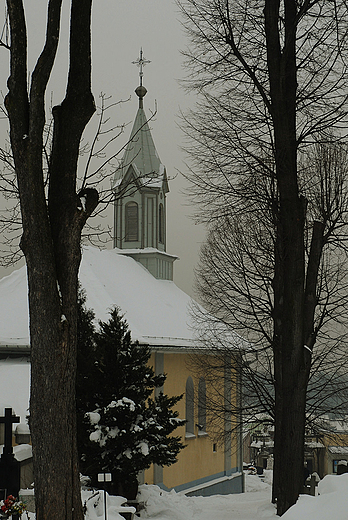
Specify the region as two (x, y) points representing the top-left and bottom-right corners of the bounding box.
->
(113, 51), (177, 280)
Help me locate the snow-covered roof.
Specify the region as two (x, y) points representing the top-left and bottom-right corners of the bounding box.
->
(250, 440), (274, 449)
(327, 420), (348, 433)
(0, 246), (209, 349)
(328, 446), (348, 455)
(306, 441), (325, 449)
(79, 246), (197, 348)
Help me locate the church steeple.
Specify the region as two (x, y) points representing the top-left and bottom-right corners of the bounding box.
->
(113, 51), (176, 281)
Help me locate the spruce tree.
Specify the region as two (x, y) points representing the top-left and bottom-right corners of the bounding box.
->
(76, 302), (185, 499)
(76, 289), (97, 456)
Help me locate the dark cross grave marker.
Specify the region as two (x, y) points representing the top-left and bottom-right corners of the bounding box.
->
(0, 408), (20, 498)
(0, 408), (20, 459)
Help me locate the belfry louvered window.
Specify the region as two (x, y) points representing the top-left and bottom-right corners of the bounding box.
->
(125, 201), (138, 241)
(159, 203), (164, 243)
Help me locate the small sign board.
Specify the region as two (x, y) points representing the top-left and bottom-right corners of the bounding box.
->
(98, 473), (112, 482)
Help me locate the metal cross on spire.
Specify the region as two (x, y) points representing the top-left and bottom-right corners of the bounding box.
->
(132, 48), (151, 86)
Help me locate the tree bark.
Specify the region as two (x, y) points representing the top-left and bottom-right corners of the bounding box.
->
(265, 0), (312, 514)
(4, 1), (97, 519)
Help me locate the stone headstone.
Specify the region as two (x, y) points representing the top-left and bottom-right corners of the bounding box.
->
(19, 489), (35, 513)
(15, 424), (31, 445)
(337, 460), (348, 475)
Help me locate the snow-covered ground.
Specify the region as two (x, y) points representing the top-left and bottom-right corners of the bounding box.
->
(82, 471), (348, 520)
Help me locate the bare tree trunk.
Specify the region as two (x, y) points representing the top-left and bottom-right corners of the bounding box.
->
(4, 1), (97, 519)
(265, 1), (310, 513)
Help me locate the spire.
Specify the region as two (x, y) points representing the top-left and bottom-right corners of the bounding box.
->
(132, 49), (151, 109)
(115, 49), (165, 189)
(120, 100), (162, 184)
(113, 52), (173, 277)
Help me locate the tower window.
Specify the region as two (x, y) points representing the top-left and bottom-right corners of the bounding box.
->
(125, 201), (138, 242)
(159, 203), (164, 243)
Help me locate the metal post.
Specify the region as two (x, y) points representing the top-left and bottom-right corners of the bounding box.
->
(98, 473), (112, 520)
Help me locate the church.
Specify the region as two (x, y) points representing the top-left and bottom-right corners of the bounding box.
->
(0, 65), (244, 496)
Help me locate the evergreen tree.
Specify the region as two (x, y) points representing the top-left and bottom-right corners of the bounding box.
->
(76, 289), (97, 454)
(76, 302), (185, 499)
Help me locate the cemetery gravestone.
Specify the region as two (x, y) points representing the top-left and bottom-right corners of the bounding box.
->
(0, 408), (20, 498)
(337, 460), (348, 475)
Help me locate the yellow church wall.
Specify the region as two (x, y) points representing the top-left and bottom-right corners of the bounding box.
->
(164, 353), (226, 489)
(163, 426), (224, 490)
(144, 351), (239, 491)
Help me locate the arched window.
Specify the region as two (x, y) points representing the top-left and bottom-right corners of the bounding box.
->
(185, 376), (195, 436)
(125, 201), (138, 242)
(198, 378), (206, 433)
(159, 203), (164, 243)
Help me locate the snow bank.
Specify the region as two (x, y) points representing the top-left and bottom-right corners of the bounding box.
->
(245, 470), (272, 492)
(138, 485), (197, 520)
(282, 474), (348, 520)
(138, 481), (277, 520)
(136, 474), (348, 520)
